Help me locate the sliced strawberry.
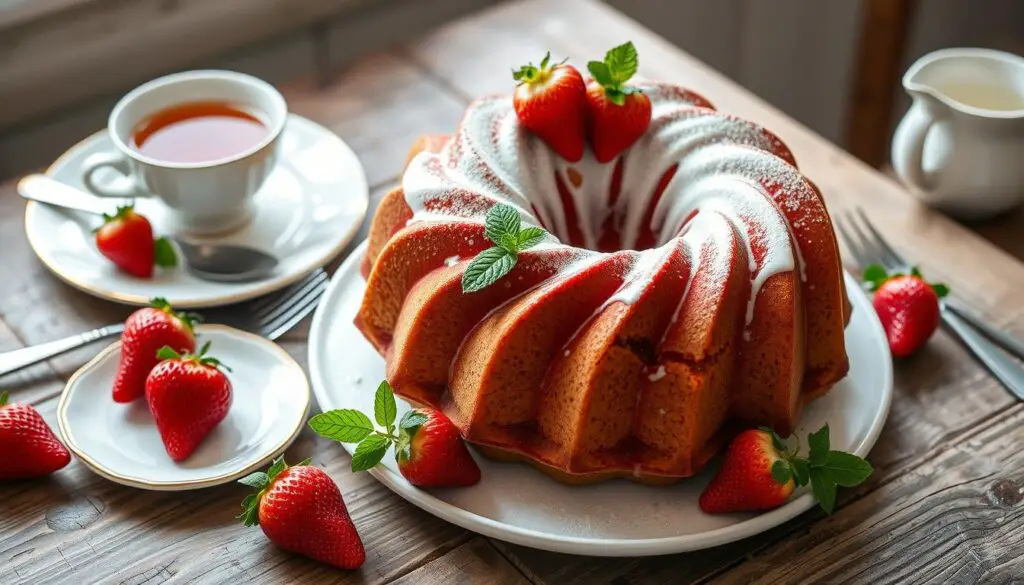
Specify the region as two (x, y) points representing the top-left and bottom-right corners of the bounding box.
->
(238, 457), (365, 570)
(0, 391), (71, 480)
(585, 41), (652, 163)
(864, 264), (949, 357)
(513, 52), (589, 162)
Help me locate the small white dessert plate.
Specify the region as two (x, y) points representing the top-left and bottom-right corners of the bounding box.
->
(308, 241), (893, 556)
(25, 114), (368, 309)
(58, 325), (310, 490)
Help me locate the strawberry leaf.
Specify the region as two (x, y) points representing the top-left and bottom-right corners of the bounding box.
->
(910, 266), (922, 278)
(351, 434), (391, 472)
(156, 345), (182, 361)
(587, 61), (614, 87)
(266, 457), (287, 482)
(0, 391), (8, 407)
(759, 426), (787, 454)
(862, 264), (889, 292)
(931, 283), (950, 298)
(237, 471), (268, 489)
(821, 451), (873, 487)
(400, 410), (429, 432)
(605, 41), (639, 86)
(790, 458), (811, 487)
(374, 380), (397, 433)
(462, 247), (517, 293)
(485, 203), (521, 247)
(237, 493), (261, 527)
(309, 409), (375, 443)
(154, 237), (178, 268)
(517, 226), (547, 249)
(810, 467), (837, 514)
(395, 428), (413, 462)
(808, 424), (830, 467)
(771, 460), (792, 485)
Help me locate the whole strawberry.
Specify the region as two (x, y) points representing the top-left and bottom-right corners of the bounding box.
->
(586, 41), (652, 163)
(95, 205), (176, 278)
(0, 392), (71, 480)
(113, 298), (199, 403)
(309, 381), (481, 488)
(513, 52), (589, 162)
(238, 457), (365, 570)
(864, 264), (949, 357)
(145, 342), (232, 462)
(700, 425), (872, 515)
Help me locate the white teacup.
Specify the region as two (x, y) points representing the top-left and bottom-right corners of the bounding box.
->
(81, 70), (287, 235)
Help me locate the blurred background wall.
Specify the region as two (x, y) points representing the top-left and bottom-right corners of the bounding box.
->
(1, 0), (1022, 179)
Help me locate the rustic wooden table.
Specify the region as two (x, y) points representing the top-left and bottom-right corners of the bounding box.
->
(3, 1), (1024, 583)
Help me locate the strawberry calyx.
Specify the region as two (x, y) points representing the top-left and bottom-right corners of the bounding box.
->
(0, 391), (8, 408)
(863, 264), (950, 298)
(757, 424), (873, 514)
(149, 297), (202, 333)
(101, 204), (138, 226)
(156, 340), (230, 372)
(587, 41), (642, 106)
(512, 52), (567, 86)
(236, 456), (311, 527)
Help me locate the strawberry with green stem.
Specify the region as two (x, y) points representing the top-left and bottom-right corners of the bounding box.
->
(113, 297), (200, 403)
(95, 205), (177, 278)
(864, 264), (949, 357)
(512, 52), (589, 162)
(585, 41), (652, 163)
(310, 381), (481, 487)
(460, 203), (548, 293)
(699, 424), (873, 514)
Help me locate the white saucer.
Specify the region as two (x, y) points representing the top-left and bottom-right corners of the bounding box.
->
(58, 325), (311, 490)
(308, 241), (893, 556)
(25, 114), (368, 309)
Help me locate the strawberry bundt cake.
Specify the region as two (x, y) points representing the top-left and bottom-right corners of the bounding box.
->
(355, 54), (849, 485)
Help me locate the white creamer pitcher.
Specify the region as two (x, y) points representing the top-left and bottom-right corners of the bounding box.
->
(892, 48), (1024, 219)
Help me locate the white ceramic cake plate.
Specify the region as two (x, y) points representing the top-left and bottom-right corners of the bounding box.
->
(58, 325), (311, 490)
(308, 241), (893, 556)
(25, 114), (368, 309)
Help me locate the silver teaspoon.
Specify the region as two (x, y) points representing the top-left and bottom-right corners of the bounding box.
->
(18, 174), (279, 283)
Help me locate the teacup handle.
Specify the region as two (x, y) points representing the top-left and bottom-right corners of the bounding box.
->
(81, 152), (145, 198)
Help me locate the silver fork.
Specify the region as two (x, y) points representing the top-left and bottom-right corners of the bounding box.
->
(836, 209), (1024, 401)
(0, 268), (328, 377)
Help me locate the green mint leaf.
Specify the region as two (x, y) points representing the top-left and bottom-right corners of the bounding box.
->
(790, 458), (811, 487)
(373, 380), (397, 432)
(485, 204), (521, 247)
(808, 424), (830, 467)
(266, 457), (287, 482)
(517, 226), (547, 250)
(587, 61), (613, 86)
(309, 409), (374, 443)
(498, 233), (520, 253)
(237, 471), (268, 489)
(400, 410), (429, 432)
(821, 451), (873, 487)
(154, 237), (178, 268)
(931, 283), (950, 298)
(862, 264), (888, 292)
(462, 247), (517, 293)
(771, 460), (792, 485)
(605, 41), (638, 85)
(810, 467), (837, 514)
(351, 435), (391, 472)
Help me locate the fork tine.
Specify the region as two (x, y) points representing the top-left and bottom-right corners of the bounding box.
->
(261, 281), (327, 340)
(855, 208), (906, 268)
(835, 212), (873, 268)
(257, 270), (328, 326)
(846, 211), (895, 271)
(247, 271), (320, 315)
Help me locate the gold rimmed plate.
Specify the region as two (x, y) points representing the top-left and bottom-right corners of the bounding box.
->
(58, 325), (310, 491)
(25, 114), (367, 309)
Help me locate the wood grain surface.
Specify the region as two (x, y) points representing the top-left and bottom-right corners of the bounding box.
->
(3, 0), (1024, 583)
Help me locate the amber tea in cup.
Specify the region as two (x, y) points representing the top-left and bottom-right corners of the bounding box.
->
(130, 101), (269, 164)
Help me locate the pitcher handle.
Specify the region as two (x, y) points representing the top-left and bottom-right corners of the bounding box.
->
(892, 103), (938, 191)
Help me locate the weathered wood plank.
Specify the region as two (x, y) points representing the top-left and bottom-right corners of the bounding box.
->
(390, 538), (532, 585)
(0, 393), (471, 585)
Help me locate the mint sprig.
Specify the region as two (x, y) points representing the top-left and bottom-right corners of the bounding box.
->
(863, 264), (949, 298)
(587, 41), (641, 106)
(461, 204), (548, 293)
(309, 380), (415, 472)
(761, 423), (873, 514)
